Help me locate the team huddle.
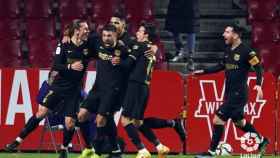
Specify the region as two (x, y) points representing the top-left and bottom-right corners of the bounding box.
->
(4, 13), (186, 158)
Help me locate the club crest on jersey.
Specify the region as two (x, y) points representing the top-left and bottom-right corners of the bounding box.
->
(114, 50), (121, 56)
(234, 54), (240, 61)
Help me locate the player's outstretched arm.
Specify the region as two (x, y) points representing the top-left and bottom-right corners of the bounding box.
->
(192, 62), (225, 75)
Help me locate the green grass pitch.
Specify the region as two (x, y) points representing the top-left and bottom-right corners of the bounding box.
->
(0, 153), (277, 158)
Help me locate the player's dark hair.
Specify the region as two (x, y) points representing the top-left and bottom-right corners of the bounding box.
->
(112, 10), (126, 21)
(65, 19), (87, 37)
(102, 24), (117, 33)
(228, 23), (243, 38)
(140, 21), (157, 42)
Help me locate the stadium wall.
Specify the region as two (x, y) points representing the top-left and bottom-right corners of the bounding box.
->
(0, 68), (279, 155)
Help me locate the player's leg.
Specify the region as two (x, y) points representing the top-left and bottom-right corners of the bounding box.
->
(122, 117), (144, 150)
(5, 104), (49, 152)
(138, 121), (170, 157)
(94, 114), (108, 157)
(58, 92), (81, 158)
(209, 115), (226, 153)
(5, 89), (58, 152)
(195, 103), (230, 158)
(143, 117), (186, 142)
(233, 113), (269, 155)
(121, 116), (151, 158)
(195, 115), (226, 158)
(78, 90), (100, 158)
(137, 85), (170, 156)
(121, 82), (151, 158)
(94, 89), (123, 158)
(77, 108), (95, 158)
(59, 116), (76, 158)
(105, 115), (122, 158)
(103, 89), (125, 158)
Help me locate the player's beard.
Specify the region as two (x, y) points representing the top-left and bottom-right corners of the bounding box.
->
(104, 40), (114, 47)
(224, 37), (233, 45)
(80, 33), (89, 42)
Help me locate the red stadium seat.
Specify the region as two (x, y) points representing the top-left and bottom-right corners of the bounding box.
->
(91, 0), (119, 23)
(25, 0), (52, 18)
(28, 38), (57, 68)
(123, 0), (154, 33)
(124, 0), (154, 21)
(251, 22), (280, 47)
(0, 39), (22, 67)
(0, 0), (20, 19)
(247, 0), (279, 21)
(59, 0), (86, 19)
(0, 19), (21, 40)
(91, 0), (118, 18)
(26, 19), (56, 40)
(271, 62), (280, 78)
(89, 0), (120, 32)
(259, 44), (280, 78)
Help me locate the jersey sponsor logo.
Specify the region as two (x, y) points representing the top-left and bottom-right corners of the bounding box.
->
(98, 52), (113, 61)
(194, 77), (266, 145)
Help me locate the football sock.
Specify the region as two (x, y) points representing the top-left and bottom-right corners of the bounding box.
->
(19, 115), (44, 139)
(93, 127), (106, 155)
(106, 116), (120, 152)
(63, 127), (75, 148)
(124, 123), (145, 150)
(209, 125), (224, 152)
(78, 120), (93, 148)
(139, 124), (160, 146)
